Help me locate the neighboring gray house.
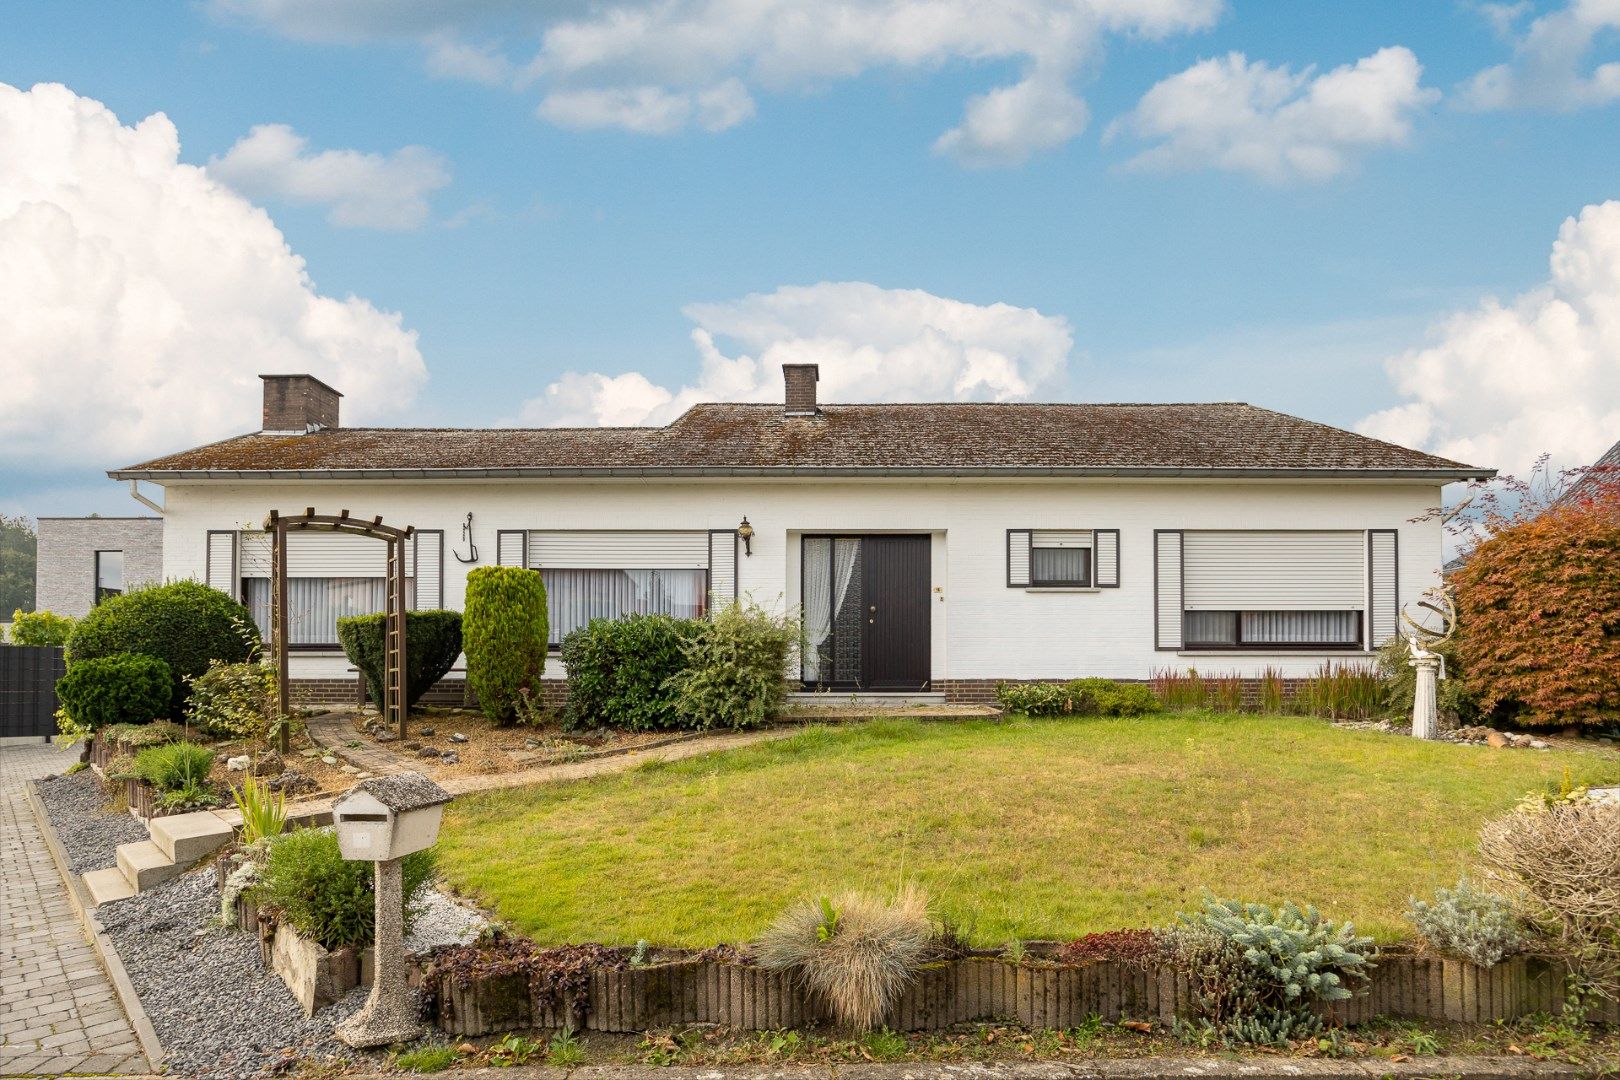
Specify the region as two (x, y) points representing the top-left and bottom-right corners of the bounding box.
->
(35, 517), (163, 618)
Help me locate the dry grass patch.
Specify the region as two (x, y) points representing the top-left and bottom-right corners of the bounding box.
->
(435, 714), (1620, 947)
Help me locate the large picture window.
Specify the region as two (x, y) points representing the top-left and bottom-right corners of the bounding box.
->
(1183, 610), (1361, 649)
(243, 577), (414, 647)
(540, 568), (708, 647)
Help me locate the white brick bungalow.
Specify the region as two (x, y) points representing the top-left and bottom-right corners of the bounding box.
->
(109, 368), (1493, 704)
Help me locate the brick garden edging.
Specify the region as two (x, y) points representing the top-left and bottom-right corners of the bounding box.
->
(432, 953), (1619, 1038)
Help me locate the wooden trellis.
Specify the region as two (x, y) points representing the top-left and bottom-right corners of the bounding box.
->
(265, 509), (413, 750)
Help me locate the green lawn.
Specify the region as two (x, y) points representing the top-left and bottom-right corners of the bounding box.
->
(435, 714), (1620, 947)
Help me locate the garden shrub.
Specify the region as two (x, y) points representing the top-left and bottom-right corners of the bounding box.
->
(55, 654), (172, 733)
(1478, 799), (1620, 994)
(1406, 878), (1525, 967)
(1160, 896), (1373, 1046)
(996, 678), (1162, 718)
(670, 601), (799, 730)
(1452, 490), (1620, 728)
(9, 608), (75, 646)
(560, 613), (700, 731)
(463, 567), (548, 724)
(66, 580), (258, 712)
(253, 827), (434, 950)
(337, 609), (464, 709)
(186, 660), (278, 740)
(1056, 929), (1160, 966)
(1375, 636), (1479, 727)
(132, 740), (218, 808)
(100, 719), (185, 750)
(755, 885), (939, 1031)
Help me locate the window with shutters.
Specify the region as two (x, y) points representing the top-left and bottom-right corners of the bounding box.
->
(239, 532), (415, 647)
(1008, 528), (1118, 589)
(1176, 531), (1364, 650)
(527, 531), (712, 648)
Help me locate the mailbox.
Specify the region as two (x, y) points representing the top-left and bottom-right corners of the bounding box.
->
(332, 773), (451, 862)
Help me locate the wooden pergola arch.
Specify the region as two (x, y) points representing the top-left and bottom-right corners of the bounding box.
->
(265, 508), (414, 750)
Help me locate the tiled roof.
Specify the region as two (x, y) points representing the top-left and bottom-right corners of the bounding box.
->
(110, 402), (1492, 479)
(1562, 437), (1620, 503)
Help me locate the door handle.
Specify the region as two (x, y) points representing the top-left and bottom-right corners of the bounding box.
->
(869, 605), (877, 612)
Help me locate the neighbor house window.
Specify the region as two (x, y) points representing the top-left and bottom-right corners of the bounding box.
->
(242, 577), (414, 647)
(94, 550), (124, 603)
(540, 569), (708, 647)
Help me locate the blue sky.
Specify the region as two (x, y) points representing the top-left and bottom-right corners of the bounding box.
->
(3, 0), (1620, 516)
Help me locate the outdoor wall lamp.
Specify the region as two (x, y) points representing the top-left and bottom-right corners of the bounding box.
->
(737, 516), (754, 556)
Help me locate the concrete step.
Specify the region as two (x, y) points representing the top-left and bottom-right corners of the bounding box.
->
(83, 867), (136, 906)
(115, 840), (183, 892)
(150, 810), (235, 864)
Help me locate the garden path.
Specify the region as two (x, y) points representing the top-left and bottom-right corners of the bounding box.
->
(0, 743), (149, 1078)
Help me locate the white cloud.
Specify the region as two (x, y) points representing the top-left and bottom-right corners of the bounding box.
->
(515, 281), (1075, 426)
(1108, 46), (1438, 182)
(208, 124), (451, 229)
(1459, 0), (1620, 110)
(537, 79), (756, 135)
(212, 0), (1226, 163)
(0, 82), (427, 468)
(1357, 200), (1620, 476)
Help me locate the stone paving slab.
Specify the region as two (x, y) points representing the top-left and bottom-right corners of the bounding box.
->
(0, 744), (149, 1077)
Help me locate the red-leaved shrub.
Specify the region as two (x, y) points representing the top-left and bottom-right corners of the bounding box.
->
(1452, 469), (1620, 728)
(1056, 929), (1159, 966)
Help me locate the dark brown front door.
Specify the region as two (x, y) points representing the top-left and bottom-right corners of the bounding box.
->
(862, 535), (931, 690)
(801, 534), (930, 691)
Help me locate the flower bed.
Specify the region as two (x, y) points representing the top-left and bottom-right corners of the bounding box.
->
(425, 948), (1615, 1037)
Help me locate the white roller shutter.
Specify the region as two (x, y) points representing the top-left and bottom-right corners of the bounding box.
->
(528, 531), (708, 570)
(415, 530), (444, 609)
(1031, 530), (1092, 548)
(1094, 529), (1120, 588)
(708, 530), (737, 603)
(206, 531), (237, 598)
(1006, 530), (1032, 587)
(1155, 531), (1183, 649)
(1182, 531), (1364, 611)
(495, 531), (527, 567)
(1368, 530), (1398, 647)
(239, 531), (414, 578)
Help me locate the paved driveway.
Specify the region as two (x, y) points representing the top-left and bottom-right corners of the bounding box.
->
(0, 743), (149, 1077)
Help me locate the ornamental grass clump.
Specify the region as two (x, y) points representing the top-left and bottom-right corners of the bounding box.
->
(755, 885), (938, 1031)
(132, 740), (217, 809)
(1161, 896), (1373, 1046)
(1406, 878), (1526, 967)
(1478, 799), (1620, 996)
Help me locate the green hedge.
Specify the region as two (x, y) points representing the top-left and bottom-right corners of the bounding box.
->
(996, 678), (1162, 718)
(463, 567), (547, 724)
(66, 581), (258, 712)
(669, 602), (798, 730)
(337, 609), (464, 710)
(561, 613), (701, 730)
(55, 654), (172, 732)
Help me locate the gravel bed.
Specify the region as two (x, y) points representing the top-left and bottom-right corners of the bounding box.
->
(408, 887), (487, 954)
(35, 769), (149, 873)
(98, 867), (395, 1080)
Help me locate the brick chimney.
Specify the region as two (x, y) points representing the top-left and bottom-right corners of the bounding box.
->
(260, 374), (342, 433)
(782, 363), (820, 418)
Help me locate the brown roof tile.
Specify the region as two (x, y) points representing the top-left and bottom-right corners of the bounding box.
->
(109, 402), (1492, 479)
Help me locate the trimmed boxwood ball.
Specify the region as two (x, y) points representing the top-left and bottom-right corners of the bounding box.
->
(55, 654), (172, 732)
(66, 580), (258, 713)
(463, 566), (548, 724)
(336, 609), (464, 710)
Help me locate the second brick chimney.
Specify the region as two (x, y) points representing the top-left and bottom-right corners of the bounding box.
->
(782, 363), (820, 418)
(260, 374), (342, 433)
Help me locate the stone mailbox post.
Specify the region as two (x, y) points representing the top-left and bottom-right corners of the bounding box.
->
(332, 773), (451, 1048)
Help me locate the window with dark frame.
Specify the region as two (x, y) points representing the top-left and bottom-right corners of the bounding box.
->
(94, 550), (124, 604)
(1182, 609), (1362, 650)
(538, 567), (709, 648)
(1030, 544), (1092, 587)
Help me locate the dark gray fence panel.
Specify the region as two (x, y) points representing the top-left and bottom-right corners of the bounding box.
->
(0, 645), (65, 738)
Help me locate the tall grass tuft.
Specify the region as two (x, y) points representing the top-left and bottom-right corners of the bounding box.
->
(1257, 666), (1286, 714)
(1294, 662), (1384, 721)
(232, 772), (286, 846)
(1152, 668), (1207, 710)
(1208, 672), (1245, 713)
(755, 884), (937, 1031)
